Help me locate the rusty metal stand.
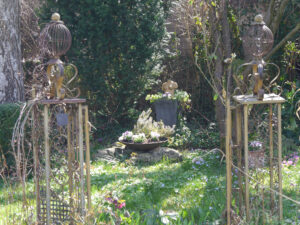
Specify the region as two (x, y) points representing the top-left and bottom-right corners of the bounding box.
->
(33, 98), (92, 224)
(228, 93), (285, 222)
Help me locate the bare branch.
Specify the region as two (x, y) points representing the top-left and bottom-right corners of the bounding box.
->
(270, 0), (290, 34)
(265, 0), (276, 26)
(266, 23), (300, 60)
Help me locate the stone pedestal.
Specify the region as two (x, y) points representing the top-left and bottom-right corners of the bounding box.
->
(96, 144), (182, 163)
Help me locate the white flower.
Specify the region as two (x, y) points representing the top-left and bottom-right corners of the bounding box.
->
(121, 131), (133, 141)
(132, 133), (146, 143)
(150, 131), (160, 140)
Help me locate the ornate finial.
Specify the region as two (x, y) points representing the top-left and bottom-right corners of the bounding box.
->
(254, 14), (264, 24)
(162, 80), (178, 96)
(51, 13), (61, 22)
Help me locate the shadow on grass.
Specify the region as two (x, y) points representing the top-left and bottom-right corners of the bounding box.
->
(91, 153), (227, 223)
(0, 181), (36, 205)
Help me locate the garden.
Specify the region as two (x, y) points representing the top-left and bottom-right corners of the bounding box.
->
(0, 0), (299, 224)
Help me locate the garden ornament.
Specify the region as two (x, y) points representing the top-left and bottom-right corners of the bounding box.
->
(162, 80), (178, 96)
(237, 14), (280, 100)
(39, 13), (72, 100)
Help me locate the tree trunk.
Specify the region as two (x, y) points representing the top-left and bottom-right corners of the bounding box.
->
(209, 7), (226, 151)
(0, 0), (24, 103)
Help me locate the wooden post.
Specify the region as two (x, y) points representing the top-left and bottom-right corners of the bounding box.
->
(243, 104), (250, 222)
(78, 104), (85, 215)
(278, 104), (283, 220)
(84, 106), (92, 210)
(236, 105), (243, 215)
(44, 104), (51, 225)
(269, 104), (274, 212)
(225, 98), (232, 225)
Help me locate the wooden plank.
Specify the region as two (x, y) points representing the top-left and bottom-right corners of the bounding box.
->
(43, 104), (51, 225)
(84, 106), (92, 210)
(244, 105), (250, 222)
(233, 93), (285, 105)
(278, 104), (283, 220)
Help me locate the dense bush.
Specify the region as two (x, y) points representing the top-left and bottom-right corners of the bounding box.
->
(40, 0), (171, 127)
(0, 104), (20, 171)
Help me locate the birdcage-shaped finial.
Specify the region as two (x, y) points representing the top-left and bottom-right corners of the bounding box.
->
(243, 15), (274, 61)
(39, 13), (72, 58)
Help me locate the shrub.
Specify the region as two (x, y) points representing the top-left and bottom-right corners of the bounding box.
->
(0, 104), (20, 171)
(40, 0), (171, 126)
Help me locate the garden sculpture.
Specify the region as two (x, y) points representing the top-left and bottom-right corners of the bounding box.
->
(228, 15), (285, 224)
(162, 80), (178, 96)
(39, 13), (72, 100)
(241, 14), (278, 100)
(31, 13), (91, 224)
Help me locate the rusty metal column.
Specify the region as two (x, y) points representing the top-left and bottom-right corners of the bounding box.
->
(244, 104), (250, 221)
(269, 104), (274, 212)
(278, 103), (283, 220)
(44, 104), (51, 225)
(236, 105), (243, 215)
(225, 98), (232, 225)
(67, 112), (74, 221)
(84, 106), (91, 209)
(78, 103), (85, 215)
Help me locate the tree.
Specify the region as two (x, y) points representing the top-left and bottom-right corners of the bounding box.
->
(0, 0), (24, 103)
(41, 0), (171, 127)
(185, 0), (300, 150)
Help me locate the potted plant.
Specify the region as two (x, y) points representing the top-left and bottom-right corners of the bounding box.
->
(248, 140), (265, 168)
(118, 109), (175, 151)
(146, 85), (191, 126)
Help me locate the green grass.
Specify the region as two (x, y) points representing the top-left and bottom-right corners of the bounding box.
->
(0, 149), (299, 224)
(90, 149), (300, 224)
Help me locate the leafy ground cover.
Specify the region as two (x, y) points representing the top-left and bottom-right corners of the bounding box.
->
(0, 149), (299, 224)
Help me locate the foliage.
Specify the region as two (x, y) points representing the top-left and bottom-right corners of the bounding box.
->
(167, 116), (219, 150)
(146, 90), (191, 110)
(119, 109), (174, 143)
(280, 41), (300, 145)
(40, 0), (171, 125)
(0, 104), (20, 171)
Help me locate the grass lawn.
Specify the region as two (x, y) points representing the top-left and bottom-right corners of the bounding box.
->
(0, 149), (299, 224)
(90, 149), (300, 224)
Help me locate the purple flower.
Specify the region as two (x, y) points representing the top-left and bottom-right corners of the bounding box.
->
(117, 202), (126, 209)
(105, 197), (113, 203)
(162, 92), (172, 98)
(250, 141), (262, 148)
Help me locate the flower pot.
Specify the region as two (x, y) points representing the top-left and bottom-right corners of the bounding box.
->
(154, 99), (178, 127)
(121, 139), (167, 151)
(248, 149), (265, 168)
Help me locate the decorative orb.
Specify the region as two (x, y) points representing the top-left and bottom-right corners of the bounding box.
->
(243, 15), (274, 59)
(51, 13), (61, 21)
(39, 13), (72, 58)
